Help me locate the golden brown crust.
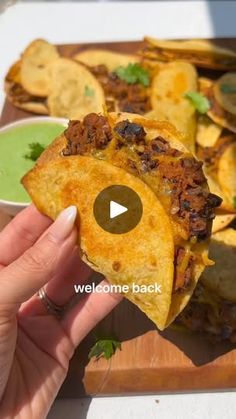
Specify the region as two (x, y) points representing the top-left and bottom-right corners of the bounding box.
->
(23, 112), (216, 328)
(22, 156), (174, 330)
(20, 39), (60, 97)
(142, 38), (236, 70)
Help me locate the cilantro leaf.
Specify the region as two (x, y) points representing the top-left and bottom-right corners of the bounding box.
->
(233, 196), (236, 209)
(114, 63), (150, 87)
(84, 85), (95, 97)
(88, 335), (121, 361)
(24, 142), (45, 161)
(185, 91), (210, 114)
(220, 84), (236, 94)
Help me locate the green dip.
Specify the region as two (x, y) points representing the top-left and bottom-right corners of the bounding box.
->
(0, 121), (65, 203)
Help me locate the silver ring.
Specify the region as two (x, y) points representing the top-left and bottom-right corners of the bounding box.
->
(38, 288), (66, 319)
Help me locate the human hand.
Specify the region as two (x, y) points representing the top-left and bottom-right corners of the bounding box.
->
(0, 205), (122, 418)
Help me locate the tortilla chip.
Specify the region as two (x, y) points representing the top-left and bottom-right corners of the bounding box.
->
(47, 58), (105, 119)
(143, 38), (236, 70)
(150, 61), (198, 152)
(201, 229), (236, 302)
(218, 142), (236, 210)
(22, 156), (174, 330)
(21, 39), (60, 97)
(74, 49), (138, 72)
(196, 115), (223, 148)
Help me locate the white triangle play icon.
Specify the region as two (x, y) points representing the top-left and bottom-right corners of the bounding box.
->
(110, 200), (128, 219)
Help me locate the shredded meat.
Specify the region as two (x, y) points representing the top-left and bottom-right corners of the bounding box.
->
(9, 83), (45, 104)
(173, 248), (194, 293)
(150, 137), (181, 157)
(90, 64), (151, 114)
(139, 151), (158, 171)
(63, 113), (112, 156)
(157, 157), (221, 240)
(137, 137), (181, 172)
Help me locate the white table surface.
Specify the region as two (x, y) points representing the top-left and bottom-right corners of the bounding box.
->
(1, 2), (236, 418)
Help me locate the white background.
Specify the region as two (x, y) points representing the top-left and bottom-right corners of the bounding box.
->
(0, 2), (236, 418)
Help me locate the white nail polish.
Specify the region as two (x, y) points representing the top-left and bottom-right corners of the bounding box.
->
(49, 206), (77, 242)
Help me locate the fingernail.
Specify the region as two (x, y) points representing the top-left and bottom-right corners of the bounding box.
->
(49, 206), (77, 242)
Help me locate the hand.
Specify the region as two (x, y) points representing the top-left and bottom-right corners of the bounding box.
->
(0, 205), (122, 418)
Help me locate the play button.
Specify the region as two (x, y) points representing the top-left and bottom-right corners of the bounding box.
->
(93, 185), (143, 234)
(110, 201), (128, 219)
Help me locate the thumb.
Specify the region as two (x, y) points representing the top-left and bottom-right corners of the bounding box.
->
(0, 206), (77, 308)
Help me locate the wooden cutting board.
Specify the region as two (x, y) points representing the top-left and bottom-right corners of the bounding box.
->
(1, 39), (236, 397)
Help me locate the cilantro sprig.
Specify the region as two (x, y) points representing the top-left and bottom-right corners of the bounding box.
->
(114, 63), (150, 87)
(88, 335), (121, 361)
(185, 91), (210, 114)
(24, 142), (45, 161)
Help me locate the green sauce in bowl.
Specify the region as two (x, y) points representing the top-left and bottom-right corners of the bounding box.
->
(0, 119), (66, 203)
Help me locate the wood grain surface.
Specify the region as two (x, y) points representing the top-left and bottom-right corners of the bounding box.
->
(1, 39), (236, 397)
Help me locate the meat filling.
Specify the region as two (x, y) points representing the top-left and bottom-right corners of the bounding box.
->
(64, 115), (222, 241)
(114, 120), (146, 144)
(173, 248), (194, 293)
(157, 157), (221, 240)
(90, 64), (151, 114)
(9, 83), (46, 104)
(63, 113), (113, 156)
(137, 138), (221, 241)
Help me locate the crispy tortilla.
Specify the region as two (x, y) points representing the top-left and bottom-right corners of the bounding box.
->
(23, 156), (174, 330)
(4, 60), (48, 115)
(150, 61), (198, 152)
(142, 38), (236, 70)
(21, 39), (60, 97)
(23, 112), (218, 328)
(47, 58), (105, 119)
(74, 49), (138, 72)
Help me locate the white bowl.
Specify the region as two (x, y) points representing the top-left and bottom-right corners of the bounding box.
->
(0, 116), (68, 217)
